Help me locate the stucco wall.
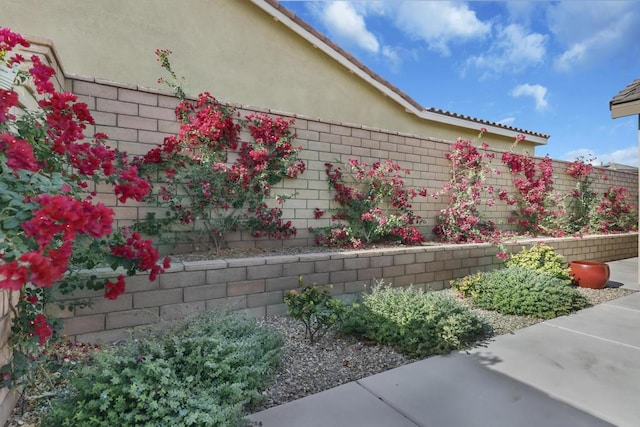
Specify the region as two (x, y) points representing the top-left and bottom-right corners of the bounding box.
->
(2, 0), (542, 153)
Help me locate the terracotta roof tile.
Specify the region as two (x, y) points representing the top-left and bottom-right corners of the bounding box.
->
(263, 0), (548, 138)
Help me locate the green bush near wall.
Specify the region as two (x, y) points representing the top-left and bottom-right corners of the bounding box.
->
(340, 282), (487, 358)
(468, 267), (588, 319)
(44, 311), (283, 427)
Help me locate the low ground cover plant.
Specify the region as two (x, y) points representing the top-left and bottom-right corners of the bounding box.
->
(453, 267), (588, 319)
(453, 245), (587, 318)
(338, 282), (487, 358)
(44, 310), (283, 427)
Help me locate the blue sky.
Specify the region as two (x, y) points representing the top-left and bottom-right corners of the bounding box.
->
(280, 1), (640, 166)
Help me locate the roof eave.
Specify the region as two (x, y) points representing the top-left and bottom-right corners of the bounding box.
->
(251, 0), (548, 145)
(611, 99), (640, 119)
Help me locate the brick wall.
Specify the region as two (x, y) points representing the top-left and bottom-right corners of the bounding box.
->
(69, 76), (640, 256)
(58, 233), (638, 343)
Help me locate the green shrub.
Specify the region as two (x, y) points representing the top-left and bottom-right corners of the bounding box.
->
(284, 278), (345, 343)
(505, 244), (572, 284)
(340, 282), (486, 358)
(470, 267), (588, 318)
(44, 310), (283, 427)
(450, 271), (485, 298)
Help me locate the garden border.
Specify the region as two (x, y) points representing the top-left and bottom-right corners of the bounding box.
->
(55, 233), (638, 343)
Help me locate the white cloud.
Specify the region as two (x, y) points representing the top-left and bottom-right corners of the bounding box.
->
(391, 1), (491, 56)
(467, 24), (547, 76)
(598, 147), (639, 167)
(381, 45), (401, 72)
(318, 2), (380, 53)
(511, 83), (549, 111)
(312, 2), (404, 70)
(504, 1), (540, 24)
(497, 117), (516, 125)
(563, 149), (597, 163)
(563, 147), (639, 167)
(547, 2), (640, 72)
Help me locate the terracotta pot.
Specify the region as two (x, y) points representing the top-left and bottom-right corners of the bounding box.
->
(569, 261), (610, 289)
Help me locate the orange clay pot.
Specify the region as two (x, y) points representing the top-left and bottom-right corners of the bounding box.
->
(569, 261), (610, 289)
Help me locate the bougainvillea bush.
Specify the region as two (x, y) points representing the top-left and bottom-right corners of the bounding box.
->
(134, 50), (306, 253)
(501, 143), (566, 236)
(590, 186), (638, 233)
(0, 28), (169, 386)
(565, 156), (602, 233)
(433, 134), (500, 244)
(313, 158), (428, 248)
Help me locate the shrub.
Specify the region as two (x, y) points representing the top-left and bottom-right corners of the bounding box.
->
(135, 50), (305, 253)
(501, 149), (566, 235)
(340, 282), (486, 358)
(450, 272), (485, 299)
(434, 136), (499, 243)
(313, 159), (428, 248)
(589, 186), (638, 233)
(469, 267), (588, 318)
(284, 278), (345, 343)
(44, 310), (283, 427)
(505, 243), (572, 284)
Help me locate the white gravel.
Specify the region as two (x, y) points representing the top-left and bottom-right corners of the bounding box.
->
(249, 286), (636, 413)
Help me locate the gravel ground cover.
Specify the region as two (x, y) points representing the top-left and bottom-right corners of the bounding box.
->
(248, 286), (635, 413)
(6, 264), (635, 425)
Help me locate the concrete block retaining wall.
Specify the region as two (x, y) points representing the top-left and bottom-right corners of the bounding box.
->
(68, 75), (639, 255)
(59, 233), (638, 343)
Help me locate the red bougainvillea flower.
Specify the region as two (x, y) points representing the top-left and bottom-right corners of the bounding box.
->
(0, 132), (39, 171)
(29, 55), (56, 94)
(104, 275), (126, 300)
(0, 89), (19, 122)
(18, 251), (55, 288)
(30, 314), (53, 345)
(0, 261), (28, 290)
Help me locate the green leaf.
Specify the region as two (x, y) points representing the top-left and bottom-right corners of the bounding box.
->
(2, 217), (20, 229)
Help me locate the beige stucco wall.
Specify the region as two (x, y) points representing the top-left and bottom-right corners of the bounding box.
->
(2, 0), (540, 153)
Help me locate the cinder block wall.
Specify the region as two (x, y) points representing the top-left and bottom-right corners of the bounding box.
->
(57, 233), (638, 344)
(0, 291), (19, 424)
(69, 76), (639, 256)
(0, 38), (68, 425)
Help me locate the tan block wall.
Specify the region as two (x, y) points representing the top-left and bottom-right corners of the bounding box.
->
(68, 76), (639, 255)
(57, 233), (638, 344)
(0, 291), (20, 426)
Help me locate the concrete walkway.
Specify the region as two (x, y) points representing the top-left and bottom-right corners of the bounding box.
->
(248, 258), (639, 427)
